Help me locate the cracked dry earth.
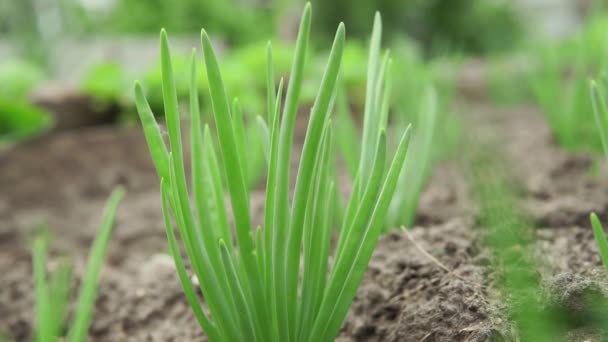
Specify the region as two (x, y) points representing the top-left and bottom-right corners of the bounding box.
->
(2, 95), (608, 341)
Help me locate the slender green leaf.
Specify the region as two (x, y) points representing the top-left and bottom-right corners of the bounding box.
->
(69, 187), (124, 342)
(257, 115), (271, 166)
(219, 239), (258, 341)
(202, 29), (270, 341)
(48, 261), (72, 340)
(271, 4), (311, 339)
(134, 81), (170, 180)
(358, 12), (382, 193)
(34, 236), (51, 342)
(267, 41), (276, 124)
(334, 86), (359, 176)
(161, 180), (220, 342)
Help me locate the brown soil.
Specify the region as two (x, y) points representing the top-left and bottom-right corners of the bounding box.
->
(0, 107), (513, 342)
(2, 94), (608, 341)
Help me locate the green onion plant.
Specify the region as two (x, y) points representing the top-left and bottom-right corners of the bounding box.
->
(134, 3), (411, 341)
(33, 187), (124, 342)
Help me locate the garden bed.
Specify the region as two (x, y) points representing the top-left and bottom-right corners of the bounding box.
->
(2, 82), (608, 341)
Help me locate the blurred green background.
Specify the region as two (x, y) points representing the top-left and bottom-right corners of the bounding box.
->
(0, 0), (602, 143)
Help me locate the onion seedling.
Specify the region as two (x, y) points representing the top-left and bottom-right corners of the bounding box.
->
(590, 79), (608, 272)
(33, 187), (124, 342)
(134, 3), (411, 341)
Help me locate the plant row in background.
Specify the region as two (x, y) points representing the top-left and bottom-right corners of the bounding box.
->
(522, 10), (608, 275)
(134, 4), (416, 340)
(465, 139), (560, 341)
(528, 13), (608, 153)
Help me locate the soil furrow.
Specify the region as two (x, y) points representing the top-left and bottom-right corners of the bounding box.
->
(463, 100), (608, 341)
(2, 113), (509, 341)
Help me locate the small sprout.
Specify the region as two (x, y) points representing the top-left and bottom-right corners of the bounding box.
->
(34, 187), (124, 342)
(590, 213), (608, 273)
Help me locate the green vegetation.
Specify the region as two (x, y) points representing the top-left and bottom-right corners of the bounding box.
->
(134, 4), (412, 340)
(0, 100), (52, 143)
(530, 14), (608, 153)
(0, 60), (45, 100)
(82, 62), (129, 104)
(487, 56), (534, 106)
(103, 0), (272, 44)
(0, 60), (52, 143)
(590, 213), (608, 272)
(590, 80), (608, 272)
(33, 188), (123, 342)
(0, 59), (51, 143)
(466, 140), (560, 341)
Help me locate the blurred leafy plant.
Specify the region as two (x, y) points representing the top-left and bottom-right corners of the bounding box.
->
(104, 0), (271, 44)
(488, 56), (535, 106)
(82, 62), (129, 104)
(310, 0), (521, 56)
(0, 60), (45, 100)
(0, 100), (52, 143)
(0, 60), (50, 144)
